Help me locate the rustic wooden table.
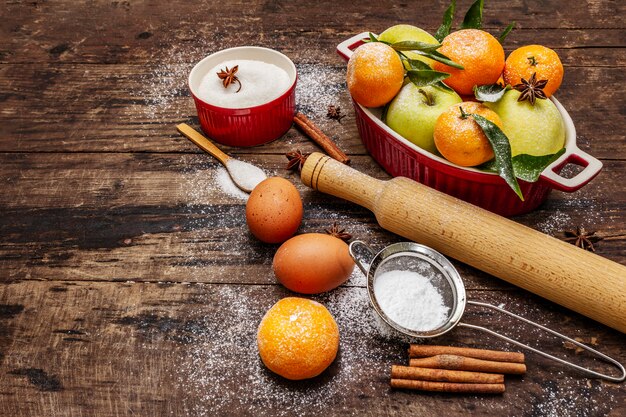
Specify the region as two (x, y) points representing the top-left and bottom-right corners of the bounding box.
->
(1, 1), (624, 416)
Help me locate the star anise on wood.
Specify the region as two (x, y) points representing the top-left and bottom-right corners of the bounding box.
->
(562, 226), (603, 252)
(326, 105), (345, 122)
(216, 65), (242, 92)
(325, 222), (352, 242)
(513, 72), (548, 105)
(285, 150), (309, 171)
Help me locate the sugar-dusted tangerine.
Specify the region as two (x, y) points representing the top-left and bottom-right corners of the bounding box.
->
(433, 29), (505, 96)
(257, 297), (339, 380)
(346, 42), (404, 108)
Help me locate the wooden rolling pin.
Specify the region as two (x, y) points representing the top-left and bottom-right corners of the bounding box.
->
(301, 153), (626, 333)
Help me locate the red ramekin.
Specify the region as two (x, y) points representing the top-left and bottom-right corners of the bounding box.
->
(337, 33), (603, 217)
(188, 46), (297, 147)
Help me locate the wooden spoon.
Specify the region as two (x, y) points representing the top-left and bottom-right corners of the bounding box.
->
(177, 123), (267, 193)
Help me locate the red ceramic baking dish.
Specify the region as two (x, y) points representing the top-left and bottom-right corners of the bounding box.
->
(337, 33), (602, 216)
(188, 46), (297, 147)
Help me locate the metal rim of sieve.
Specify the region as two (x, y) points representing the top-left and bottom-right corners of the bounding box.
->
(353, 241), (466, 338)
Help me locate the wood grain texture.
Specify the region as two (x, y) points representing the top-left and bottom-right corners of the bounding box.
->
(1, 0), (625, 415)
(0, 281), (624, 417)
(1, 64), (625, 156)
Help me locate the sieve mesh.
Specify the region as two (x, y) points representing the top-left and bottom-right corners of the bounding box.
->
(374, 252), (455, 332)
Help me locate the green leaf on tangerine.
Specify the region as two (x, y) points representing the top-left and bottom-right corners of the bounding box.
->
(391, 40), (441, 52)
(368, 32), (379, 43)
(413, 50), (464, 69)
(435, 0), (456, 42)
(407, 69), (451, 87)
(471, 113), (523, 200)
(403, 59), (454, 91)
(481, 148), (566, 183)
(461, 0), (484, 30)
(473, 83), (510, 102)
(405, 58), (432, 70)
(498, 22), (516, 44)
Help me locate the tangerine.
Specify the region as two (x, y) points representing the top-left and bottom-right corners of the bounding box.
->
(503, 45), (563, 97)
(434, 101), (503, 167)
(432, 29), (505, 96)
(257, 297), (339, 380)
(346, 42), (405, 107)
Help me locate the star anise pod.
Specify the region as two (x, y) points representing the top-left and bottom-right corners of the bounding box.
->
(216, 65), (242, 92)
(513, 72), (548, 105)
(562, 226), (603, 252)
(326, 105), (345, 122)
(325, 222), (352, 242)
(285, 150), (308, 171)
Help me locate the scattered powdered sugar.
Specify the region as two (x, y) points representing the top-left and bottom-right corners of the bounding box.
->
(225, 158), (267, 192)
(295, 63), (346, 118)
(214, 166), (250, 201)
(198, 59), (291, 108)
(138, 46), (208, 120)
(536, 210), (572, 235)
(175, 286), (397, 416)
(373, 270), (449, 331)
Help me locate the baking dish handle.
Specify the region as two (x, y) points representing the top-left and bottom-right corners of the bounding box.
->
(540, 145), (603, 192)
(336, 32), (371, 62)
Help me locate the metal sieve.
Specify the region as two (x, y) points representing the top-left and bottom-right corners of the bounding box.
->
(349, 240), (625, 382)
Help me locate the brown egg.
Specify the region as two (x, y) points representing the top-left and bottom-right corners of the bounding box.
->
(273, 233), (355, 294)
(245, 177), (303, 244)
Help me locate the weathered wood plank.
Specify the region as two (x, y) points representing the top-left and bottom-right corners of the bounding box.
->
(2, 26), (625, 66)
(1, 0), (625, 65)
(1, 63), (625, 156)
(0, 153), (623, 285)
(0, 280), (624, 417)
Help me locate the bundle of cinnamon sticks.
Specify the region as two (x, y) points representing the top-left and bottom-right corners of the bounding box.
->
(390, 345), (526, 394)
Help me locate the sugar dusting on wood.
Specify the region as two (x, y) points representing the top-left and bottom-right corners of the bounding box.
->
(174, 286), (396, 416)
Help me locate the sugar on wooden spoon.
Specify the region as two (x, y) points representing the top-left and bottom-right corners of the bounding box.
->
(176, 123), (267, 193)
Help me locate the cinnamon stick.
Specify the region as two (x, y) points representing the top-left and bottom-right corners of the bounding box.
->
(408, 345), (525, 363)
(391, 365), (504, 384)
(409, 355), (526, 375)
(391, 378), (505, 394)
(293, 112), (350, 164)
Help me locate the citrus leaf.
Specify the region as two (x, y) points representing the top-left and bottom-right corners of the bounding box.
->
(460, 0), (484, 29)
(473, 83), (510, 102)
(498, 22), (516, 44)
(391, 40), (441, 52)
(405, 58), (432, 70)
(471, 113), (523, 200)
(482, 149), (566, 182)
(511, 149), (566, 182)
(368, 32), (379, 42)
(436, 81), (454, 92)
(407, 69), (451, 87)
(404, 59), (455, 91)
(435, 0), (456, 42)
(413, 50), (464, 69)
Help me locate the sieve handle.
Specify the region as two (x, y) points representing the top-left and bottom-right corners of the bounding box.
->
(457, 301), (625, 382)
(349, 240), (377, 276)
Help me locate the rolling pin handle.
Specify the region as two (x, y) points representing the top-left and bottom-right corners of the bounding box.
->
(349, 240), (377, 276)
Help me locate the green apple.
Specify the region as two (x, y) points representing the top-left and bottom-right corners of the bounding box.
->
(378, 24), (439, 67)
(385, 84), (462, 154)
(484, 90), (565, 156)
